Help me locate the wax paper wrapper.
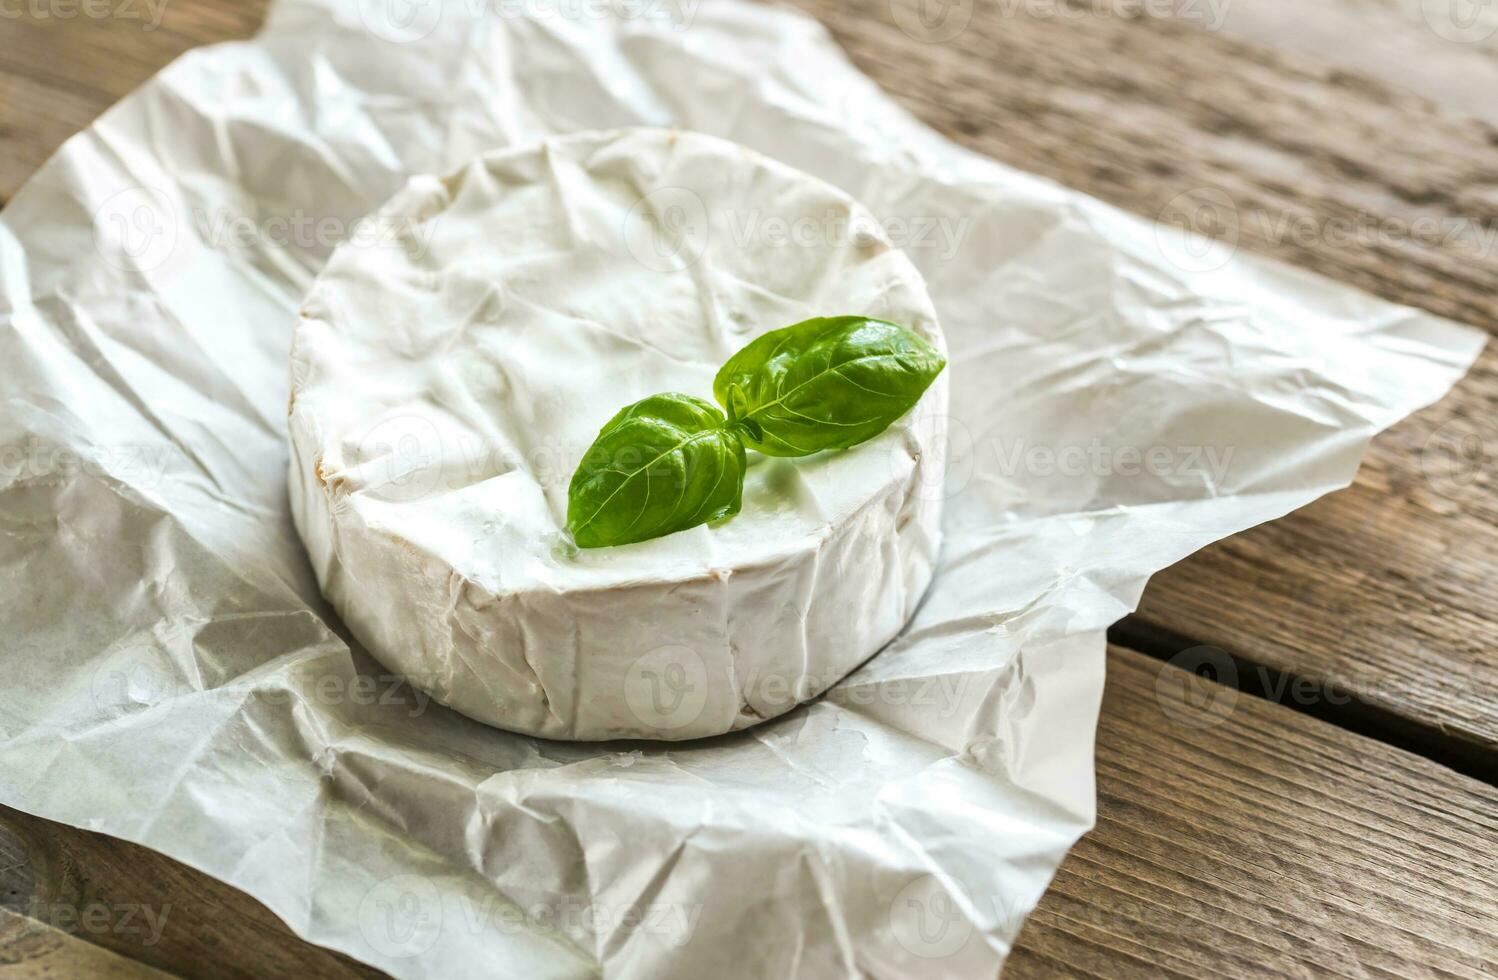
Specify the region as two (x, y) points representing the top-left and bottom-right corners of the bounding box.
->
(0, 1), (1483, 977)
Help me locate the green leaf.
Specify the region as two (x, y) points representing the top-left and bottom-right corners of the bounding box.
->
(713, 316), (946, 457)
(567, 393), (746, 549)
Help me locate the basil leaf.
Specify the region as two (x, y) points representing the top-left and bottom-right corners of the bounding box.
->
(713, 316), (946, 457)
(567, 393), (746, 549)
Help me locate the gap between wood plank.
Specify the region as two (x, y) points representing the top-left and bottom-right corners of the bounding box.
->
(1110, 616), (1498, 787)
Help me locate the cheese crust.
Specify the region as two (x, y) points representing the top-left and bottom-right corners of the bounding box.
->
(288, 129), (947, 740)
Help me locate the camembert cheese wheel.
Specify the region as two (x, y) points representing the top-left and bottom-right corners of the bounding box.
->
(288, 129), (947, 740)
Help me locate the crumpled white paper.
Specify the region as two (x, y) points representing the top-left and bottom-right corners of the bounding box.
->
(0, 1), (1482, 977)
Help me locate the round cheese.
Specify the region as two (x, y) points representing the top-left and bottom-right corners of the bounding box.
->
(288, 128), (947, 740)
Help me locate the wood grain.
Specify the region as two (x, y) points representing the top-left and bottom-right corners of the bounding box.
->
(1009, 645), (1498, 978)
(4, 1), (1498, 977)
(4, 0), (1496, 763)
(0, 808), (381, 979)
(784, 0), (1498, 769)
(0, 0), (267, 200)
(2, 646), (1493, 978)
(0, 909), (175, 978)
(1210, 0), (1498, 125)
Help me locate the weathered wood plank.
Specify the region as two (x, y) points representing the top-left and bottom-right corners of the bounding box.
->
(1133, 348), (1498, 773)
(4, 645), (1494, 978)
(4, 2), (1498, 977)
(0, 908), (176, 978)
(1211, 0), (1498, 125)
(6, 0), (1495, 761)
(6, 0), (1498, 764)
(786, 0), (1498, 766)
(0, 0), (267, 200)
(0, 807), (381, 978)
(1009, 645), (1498, 978)
(0, 72), (108, 202)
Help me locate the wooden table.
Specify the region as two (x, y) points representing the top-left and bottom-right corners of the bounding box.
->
(3, 1), (1496, 976)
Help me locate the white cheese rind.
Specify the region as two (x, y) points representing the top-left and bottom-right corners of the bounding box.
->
(288, 128), (947, 740)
